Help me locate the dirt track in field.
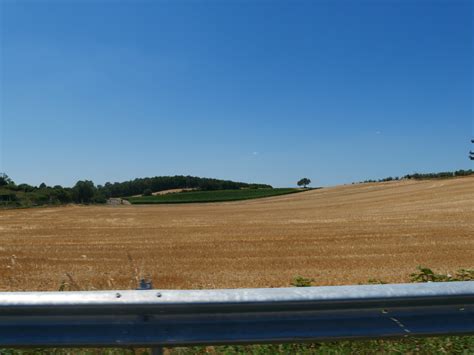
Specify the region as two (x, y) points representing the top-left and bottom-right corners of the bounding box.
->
(0, 177), (473, 291)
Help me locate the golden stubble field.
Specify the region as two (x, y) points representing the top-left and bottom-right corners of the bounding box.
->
(0, 177), (473, 291)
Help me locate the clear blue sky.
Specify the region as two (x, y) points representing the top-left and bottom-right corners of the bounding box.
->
(1, 0), (472, 188)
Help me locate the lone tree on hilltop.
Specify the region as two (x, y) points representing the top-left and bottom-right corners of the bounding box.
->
(297, 178), (311, 188)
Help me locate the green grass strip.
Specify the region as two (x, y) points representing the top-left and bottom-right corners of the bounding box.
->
(126, 188), (307, 204)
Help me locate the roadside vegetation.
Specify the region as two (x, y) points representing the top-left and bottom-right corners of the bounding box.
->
(126, 188), (304, 204)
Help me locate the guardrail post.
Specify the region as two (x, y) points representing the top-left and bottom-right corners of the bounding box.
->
(138, 279), (161, 354)
(137, 278), (153, 290)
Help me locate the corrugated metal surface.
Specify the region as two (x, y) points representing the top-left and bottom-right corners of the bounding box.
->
(0, 282), (473, 347)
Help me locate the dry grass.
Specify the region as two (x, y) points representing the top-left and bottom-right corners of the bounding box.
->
(0, 177), (473, 291)
(131, 188), (197, 197)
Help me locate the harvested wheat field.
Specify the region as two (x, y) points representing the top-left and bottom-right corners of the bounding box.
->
(0, 177), (473, 291)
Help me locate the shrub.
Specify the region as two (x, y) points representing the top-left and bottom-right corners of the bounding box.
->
(291, 275), (314, 287)
(410, 266), (474, 283)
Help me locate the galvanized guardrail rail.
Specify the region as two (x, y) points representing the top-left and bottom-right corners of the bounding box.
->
(0, 282), (473, 350)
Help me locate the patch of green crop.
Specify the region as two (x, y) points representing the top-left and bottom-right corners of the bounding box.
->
(126, 188), (306, 204)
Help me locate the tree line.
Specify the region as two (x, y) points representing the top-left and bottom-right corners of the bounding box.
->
(359, 169), (473, 184)
(99, 175), (271, 198)
(0, 173), (272, 207)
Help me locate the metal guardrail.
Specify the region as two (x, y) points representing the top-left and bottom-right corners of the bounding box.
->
(0, 282), (473, 349)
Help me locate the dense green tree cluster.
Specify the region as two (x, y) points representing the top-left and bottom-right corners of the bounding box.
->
(0, 175), (107, 207)
(98, 175), (271, 198)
